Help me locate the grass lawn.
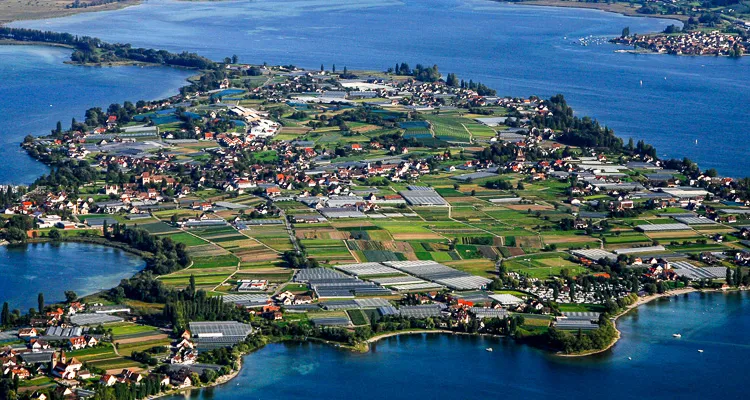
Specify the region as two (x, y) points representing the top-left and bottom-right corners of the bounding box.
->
(110, 323), (158, 337)
(165, 232), (208, 246)
(191, 254), (240, 269)
(557, 303), (607, 312)
(346, 309), (369, 326)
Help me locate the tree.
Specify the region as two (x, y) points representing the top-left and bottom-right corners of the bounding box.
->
(4, 227), (28, 243)
(726, 267), (733, 286)
(446, 72), (459, 87)
(48, 229), (62, 241)
(621, 26), (630, 38)
(1, 302), (9, 326)
(64, 291), (78, 303)
(187, 274), (196, 299)
(37, 293), (44, 314)
(201, 369), (218, 384)
(231, 54), (238, 64)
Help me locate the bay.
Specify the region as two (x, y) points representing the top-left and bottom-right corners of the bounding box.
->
(0, 242), (144, 311)
(0, 45), (193, 185)
(167, 291), (750, 400)
(11, 0), (750, 176)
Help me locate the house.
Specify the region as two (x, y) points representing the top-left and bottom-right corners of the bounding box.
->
(100, 374), (118, 387)
(29, 392), (47, 400)
(9, 367), (30, 380)
(18, 328), (38, 338)
(293, 295), (313, 305)
(118, 369), (143, 385)
(169, 367), (193, 388)
(266, 187), (281, 197)
(68, 336), (87, 350)
(52, 355), (83, 380)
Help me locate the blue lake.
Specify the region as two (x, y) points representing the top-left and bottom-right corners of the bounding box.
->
(0, 45), (192, 185)
(11, 0), (750, 176)
(165, 291), (750, 400)
(0, 242), (144, 311)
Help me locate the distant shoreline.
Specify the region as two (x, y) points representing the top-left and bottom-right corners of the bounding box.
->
(500, 0), (688, 23)
(0, 0), (141, 25)
(0, 0), (685, 25)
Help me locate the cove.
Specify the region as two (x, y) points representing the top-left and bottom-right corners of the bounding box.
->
(11, 0), (750, 176)
(0, 45), (193, 185)
(0, 242), (145, 311)
(165, 291), (750, 400)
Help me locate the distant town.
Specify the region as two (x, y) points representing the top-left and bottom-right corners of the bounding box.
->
(1, 26), (750, 400)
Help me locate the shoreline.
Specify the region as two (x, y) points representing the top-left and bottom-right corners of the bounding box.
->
(0, 0), (142, 25)
(149, 357), (243, 400)
(559, 287), (699, 357)
(158, 290), (736, 397)
(501, 1), (689, 22)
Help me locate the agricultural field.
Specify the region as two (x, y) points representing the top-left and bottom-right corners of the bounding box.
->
(503, 253), (586, 278)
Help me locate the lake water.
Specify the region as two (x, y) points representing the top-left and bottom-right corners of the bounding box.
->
(0, 45), (193, 185)
(11, 0), (750, 177)
(0, 242), (144, 311)
(165, 291), (749, 399)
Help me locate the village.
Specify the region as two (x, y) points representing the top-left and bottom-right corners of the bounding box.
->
(611, 30), (747, 56)
(2, 61), (750, 399)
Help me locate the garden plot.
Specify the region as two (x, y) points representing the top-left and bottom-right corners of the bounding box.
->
(190, 254), (240, 269)
(164, 232), (208, 247)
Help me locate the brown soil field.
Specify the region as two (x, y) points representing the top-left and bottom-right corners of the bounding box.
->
(114, 334), (168, 345)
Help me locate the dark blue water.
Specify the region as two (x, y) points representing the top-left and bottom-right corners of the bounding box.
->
(0, 242), (144, 311)
(0, 45), (192, 184)
(167, 291), (749, 399)
(12, 0), (750, 176)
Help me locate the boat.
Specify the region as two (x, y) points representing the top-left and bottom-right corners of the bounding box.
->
(628, 357), (632, 360)
(698, 349), (704, 353)
(485, 348), (493, 352)
(673, 333), (682, 338)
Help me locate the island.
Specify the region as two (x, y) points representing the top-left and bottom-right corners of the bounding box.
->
(0, 27), (749, 400)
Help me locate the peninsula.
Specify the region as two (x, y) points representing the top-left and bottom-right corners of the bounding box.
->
(0, 27), (749, 400)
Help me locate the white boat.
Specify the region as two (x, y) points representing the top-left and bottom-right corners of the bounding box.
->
(698, 349), (704, 353)
(485, 347), (493, 352)
(673, 333), (682, 338)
